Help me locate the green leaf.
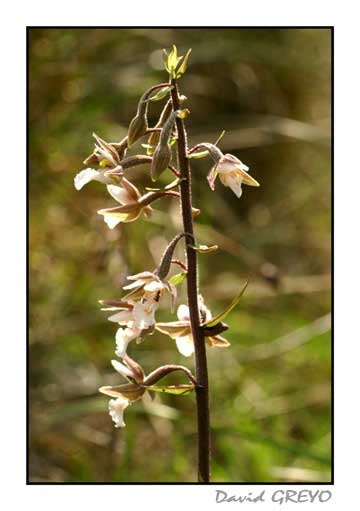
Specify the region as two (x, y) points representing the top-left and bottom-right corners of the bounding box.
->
(144, 86), (173, 103)
(146, 384), (195, 396)
(175, 48), (192, 78)
(169, 272), (187, 286)
(190, 244), (218, 253)
(203, 280), (249, 327)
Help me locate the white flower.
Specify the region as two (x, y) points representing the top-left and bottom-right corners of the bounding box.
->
(156, 297), (229, 357)
(74, 167), (116, 190)
(108, 396), (130, 428)
(207, 153), (259, 198)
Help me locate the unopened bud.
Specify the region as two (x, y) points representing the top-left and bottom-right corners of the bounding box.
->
(128, 104), (148, 148)
(150, 143), (172, 181)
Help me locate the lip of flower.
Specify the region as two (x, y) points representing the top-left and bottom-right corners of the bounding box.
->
(155, 302), (230, 357)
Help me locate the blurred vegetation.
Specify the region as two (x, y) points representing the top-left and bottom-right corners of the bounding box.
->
(29, 28), (332, 483)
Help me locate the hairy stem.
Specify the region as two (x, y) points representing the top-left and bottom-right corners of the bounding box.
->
(170, 79), (211, 482)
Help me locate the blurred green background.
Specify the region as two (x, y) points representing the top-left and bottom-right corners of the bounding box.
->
(29, 28), (332, 483)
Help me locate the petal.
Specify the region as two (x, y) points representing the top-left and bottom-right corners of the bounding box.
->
(127, 271), (156, 281)
(123, 280), (144, 290)
(108, 310), (133, 324)
(219, 172), (243, 198)
(175, 335), (195, 357)
(207, 164), (218, 190)
(106, 184), (133, 204)
(206, 335), (231, 347)
(216, 154), (247, 174)
(132, 300), (158, 329)
(108, 397), (129, 428)
(115, 327), (139, 358)
(74, 168), (108, 190)
(177, 304), (190, 321)
(98, 209), (141, 228)
(111, 359), (134, 379)
(155, 321), (190, 338)
(143, 279), (164, 293)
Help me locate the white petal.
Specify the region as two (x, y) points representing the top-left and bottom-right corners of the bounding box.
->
(143, 279), (164, 293)
(220, 172), (243, 198)
(122, 279), (144, 290)
(175, 335), (195, 357)
(111, 359), (133, 379)
(115, 327), (139, 357)
(108, 397), (129, 428)
(132, 300), (158, 329)
(106, 184), (132, 204)
(108, 310), (133, 324)
(177, 304), (190, 321)
(74, 168), (103, 190)
(101, 212), (123, 229)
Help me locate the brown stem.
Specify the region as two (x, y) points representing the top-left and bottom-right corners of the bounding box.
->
(170, 79), (211, 483)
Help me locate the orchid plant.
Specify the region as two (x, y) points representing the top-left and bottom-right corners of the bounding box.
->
(75, 46), (259, 482)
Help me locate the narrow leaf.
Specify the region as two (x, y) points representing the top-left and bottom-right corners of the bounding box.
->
(175, 48), (192, 78)
(146, 384), (195, 396)
(203, 280), (249, 327)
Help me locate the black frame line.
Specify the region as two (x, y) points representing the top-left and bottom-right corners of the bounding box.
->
(26, 25), (334, 486)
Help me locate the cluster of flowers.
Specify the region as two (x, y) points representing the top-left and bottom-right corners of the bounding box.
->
(74, 68), (259, 428)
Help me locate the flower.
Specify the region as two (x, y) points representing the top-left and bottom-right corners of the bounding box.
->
(97, 178), (152, 229)
(99, 356), (147, 428)
(108, 396), (130, 428)
(156, 297), (230, 357)
(101, 297), (159, 357)
(208, 153), (259, 198)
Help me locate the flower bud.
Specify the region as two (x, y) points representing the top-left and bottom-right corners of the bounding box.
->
(127, 103), (148, 148)
(150, 143), (172, 181)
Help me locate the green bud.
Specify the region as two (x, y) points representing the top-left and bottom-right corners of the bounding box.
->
(162, 45), (191, 79)
(150, 142), (172, 181)
(127, 102), (148, 147)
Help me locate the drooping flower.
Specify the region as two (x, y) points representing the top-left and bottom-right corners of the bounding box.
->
(156, 296), (230, 357)
(207, 153), (260, 198)
(97, 179), (179, 229)
(97, 178), (152, 229)
(100, 356), (146, 428)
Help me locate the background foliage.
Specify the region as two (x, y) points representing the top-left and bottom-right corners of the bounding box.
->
(29, 28), (332, 482)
